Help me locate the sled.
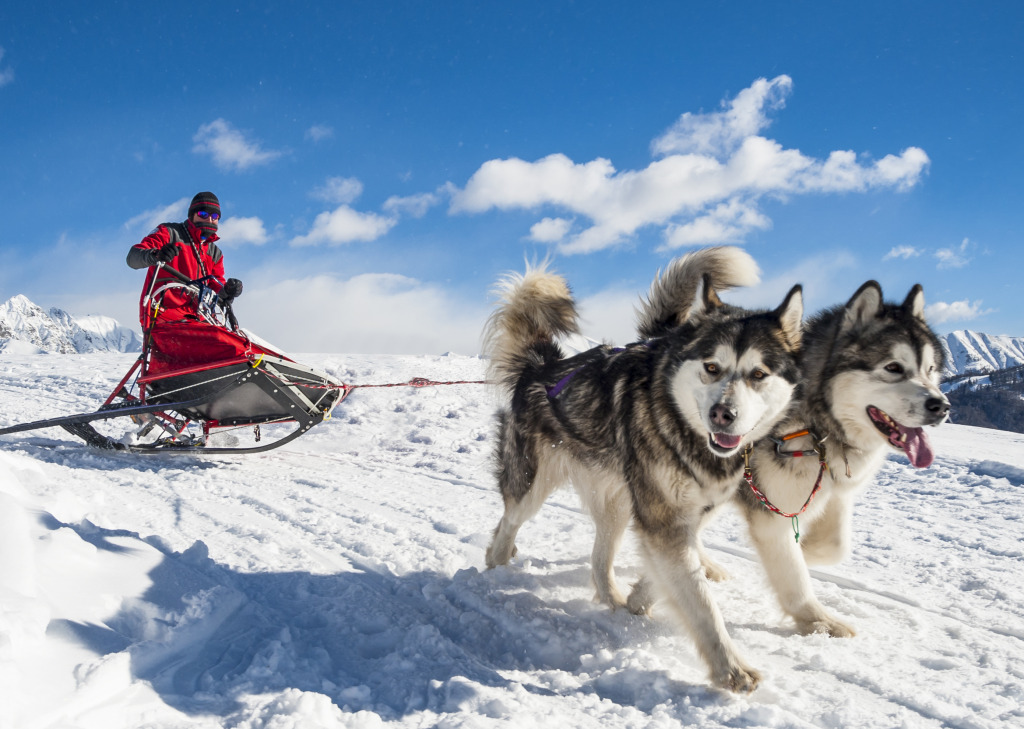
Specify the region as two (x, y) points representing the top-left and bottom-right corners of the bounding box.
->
(0, 264), (348, 454)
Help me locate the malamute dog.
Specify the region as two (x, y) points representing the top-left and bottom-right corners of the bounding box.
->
(483, 247), (803, 692)
(734, 280), (949, 637)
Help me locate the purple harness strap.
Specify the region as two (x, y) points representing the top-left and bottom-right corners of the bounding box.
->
(546, 345), (635, 399)
(546, 370), (579, 398)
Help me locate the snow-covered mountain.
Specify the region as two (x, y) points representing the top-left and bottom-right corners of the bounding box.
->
(0, 294), (142, 354)
(941, 329), (1024, 379)
(1, 293), (1020, 383)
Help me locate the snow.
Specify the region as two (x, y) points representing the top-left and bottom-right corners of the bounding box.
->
(0, 351), (1022, 728)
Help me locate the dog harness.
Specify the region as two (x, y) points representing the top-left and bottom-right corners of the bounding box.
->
(743, 430), (828, 542)
(545, 342), (650, 399)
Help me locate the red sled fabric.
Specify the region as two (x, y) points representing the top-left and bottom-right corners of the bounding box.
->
(144, 321), (291, 378)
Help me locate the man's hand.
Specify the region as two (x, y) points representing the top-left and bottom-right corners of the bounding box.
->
(218, 278), (243, 303)
(153, 242), (178, 265)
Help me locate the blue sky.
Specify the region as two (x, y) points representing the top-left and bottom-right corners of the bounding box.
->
(1, 1), (1021, 354)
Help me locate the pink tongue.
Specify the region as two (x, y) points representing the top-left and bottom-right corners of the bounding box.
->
(714, 433), (743, 449)
(900, 426), (934, 468)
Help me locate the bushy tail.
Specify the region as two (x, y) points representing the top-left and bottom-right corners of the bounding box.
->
(483, 263), (580, 393)
(636, 246), (761, 339)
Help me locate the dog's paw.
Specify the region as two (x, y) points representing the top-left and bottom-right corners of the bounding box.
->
(484, 542), (517, 569)
(625, 578), (655, 616)
(796, 615), (856, 638)
(593, 586), (629, 611)
(713, 663), (761, 694)
(701, 559), (731, 582)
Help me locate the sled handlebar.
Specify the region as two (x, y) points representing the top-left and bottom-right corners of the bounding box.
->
(155, 263), (240, 333)
(157, 263), (199, 287)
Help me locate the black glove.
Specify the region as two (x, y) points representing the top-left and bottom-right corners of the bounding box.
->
(218, 278), (243, 303)
(152, 242), (178, 265)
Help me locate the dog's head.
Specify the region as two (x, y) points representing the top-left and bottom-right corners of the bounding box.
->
(825, 281), (949, 468)
(668, 281), (804, 458)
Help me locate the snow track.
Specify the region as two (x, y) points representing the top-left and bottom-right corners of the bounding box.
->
(1, 352), (1022, 728)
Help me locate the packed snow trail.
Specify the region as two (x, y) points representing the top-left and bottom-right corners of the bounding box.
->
(1, 352), (1022, 728)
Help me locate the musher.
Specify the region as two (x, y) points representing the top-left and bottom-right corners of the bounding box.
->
(127, 191), (243, 329)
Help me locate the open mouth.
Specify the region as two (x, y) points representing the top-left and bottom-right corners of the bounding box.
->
(708, 431), (744, 455)
(866, 406), (934, 468)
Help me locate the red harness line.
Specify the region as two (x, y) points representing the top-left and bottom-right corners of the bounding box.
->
(343, 377), (489, 395)
(271, 375), (490, 401)
(742, 431), (828, 542)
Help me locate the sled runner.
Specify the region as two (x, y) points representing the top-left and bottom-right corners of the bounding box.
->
(0, 264), (348, 454)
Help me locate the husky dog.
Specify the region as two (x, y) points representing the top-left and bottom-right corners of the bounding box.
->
(483, 247), (803, 692)
(734, 281), (950, 637)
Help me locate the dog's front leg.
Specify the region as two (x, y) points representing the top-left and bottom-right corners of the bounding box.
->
(746, 509), (856, 637)
(639, 530), (760, 693)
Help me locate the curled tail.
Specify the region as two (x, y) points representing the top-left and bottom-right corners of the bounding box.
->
(483, 263), (580, 394)
(636, 246), (761, 339)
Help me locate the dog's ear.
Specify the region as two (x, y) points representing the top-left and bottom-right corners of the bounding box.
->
(842, 280), (883, 333)
(902, 284), (926, 321)
(773, 284), (803, 351)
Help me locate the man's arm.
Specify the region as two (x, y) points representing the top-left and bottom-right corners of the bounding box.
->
(127, 226), (173, 270)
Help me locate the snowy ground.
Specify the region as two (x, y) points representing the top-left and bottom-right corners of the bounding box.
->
(0, 351), (1022, 729)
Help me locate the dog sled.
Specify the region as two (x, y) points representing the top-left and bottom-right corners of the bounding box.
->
(0, 265), (349, 454)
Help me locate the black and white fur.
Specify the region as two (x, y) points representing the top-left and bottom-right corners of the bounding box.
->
(483, 247), (803, 692)
(733, 281), (949, 637)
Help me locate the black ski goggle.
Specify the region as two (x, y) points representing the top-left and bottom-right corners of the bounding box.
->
(195, 210), (220, 222)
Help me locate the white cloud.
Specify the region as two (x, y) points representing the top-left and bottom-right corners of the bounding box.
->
(124, 198), (189, 234)
(575, 287), (645, 346)
(529, 217), (573, 243)
(192, 119), (283, 171)
(925, 299), (994, 325)
(651, 75), (792, 157)
(0, 47), (13, 87)
(883, 246), (923, 261)
(663, 199), (771, 249)
(448, 77), (930, 255)
(240, 273), (489, 354)
(312, 176), (364, 205)
(935, 238), (973, 269)
(383, 191), (442, 218)
(305, 124), (334, 143)
(289, 205), (397, 247)
(218, 216), (268, 246)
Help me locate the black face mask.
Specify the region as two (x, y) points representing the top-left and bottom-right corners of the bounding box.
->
(192, 210), (219, 240)
(195, 220), (218, 240)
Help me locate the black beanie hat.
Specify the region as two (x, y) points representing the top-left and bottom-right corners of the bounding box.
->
(188, 191), (221, 217)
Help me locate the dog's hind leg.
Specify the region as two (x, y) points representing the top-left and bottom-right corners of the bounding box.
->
(485, 445), (564, 569)
(638, 529), (760, 693)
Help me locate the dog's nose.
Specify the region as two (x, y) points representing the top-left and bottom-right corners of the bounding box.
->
(926, 396), (950, 419)
(710, 404), (737, 427)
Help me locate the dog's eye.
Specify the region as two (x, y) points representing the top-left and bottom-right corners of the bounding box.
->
(751, 368), (767, 380)
(704, 363), (719, 375)
(884, 362), (905, 375)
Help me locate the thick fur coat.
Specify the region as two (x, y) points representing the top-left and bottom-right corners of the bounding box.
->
(483, 247), (803, 692)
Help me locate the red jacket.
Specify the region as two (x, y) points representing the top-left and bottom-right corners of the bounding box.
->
(127, 221), (226, 328)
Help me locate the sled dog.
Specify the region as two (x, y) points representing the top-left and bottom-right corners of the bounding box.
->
(735, 280), (949, 637)
(483, 247), (803, 692)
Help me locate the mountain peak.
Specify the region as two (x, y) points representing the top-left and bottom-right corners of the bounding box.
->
(942, 329), (1024, 378)
(0, 294), (142, 354)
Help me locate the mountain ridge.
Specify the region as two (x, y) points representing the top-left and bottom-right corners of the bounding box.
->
(0, 294), (142, 354)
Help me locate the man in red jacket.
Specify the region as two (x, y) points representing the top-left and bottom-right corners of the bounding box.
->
(127, 191), (243, 329)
